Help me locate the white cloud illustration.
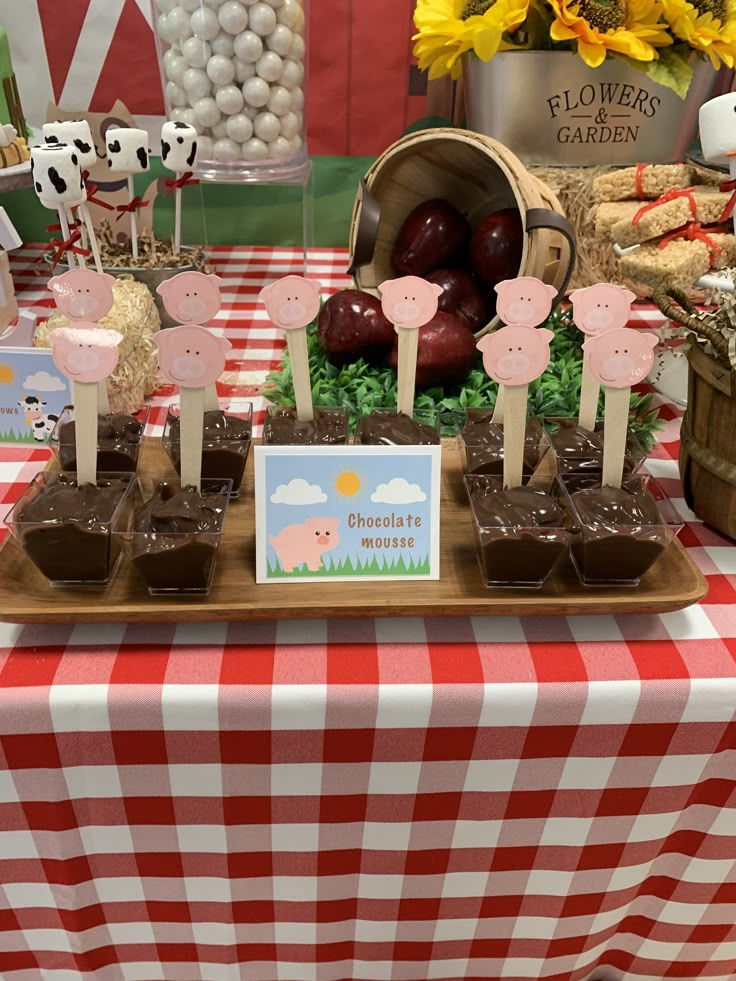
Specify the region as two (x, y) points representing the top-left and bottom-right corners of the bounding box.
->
(271, 478), (327, 506)
(371, 477), (426, 505)
(23, 371), (66, 393)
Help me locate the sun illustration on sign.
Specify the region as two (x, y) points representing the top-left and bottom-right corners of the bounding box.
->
(330, 465), (366, 499)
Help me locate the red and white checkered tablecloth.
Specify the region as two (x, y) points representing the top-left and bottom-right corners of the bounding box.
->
(0, 247), (734, 981)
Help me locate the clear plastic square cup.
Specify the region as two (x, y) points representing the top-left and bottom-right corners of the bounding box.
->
(457, 409), (551, 476)
(162, 402), (253, 497)
(115, 477), (232, 595)
(6, 471), (136, 588)
(49, 406), (150, 475)
(544, 416), (647, 491)
(354, 408), (440, 446)
(559, 472), (683, 587)
(464, 473), (571, 588)
(262, 405), (349, 445)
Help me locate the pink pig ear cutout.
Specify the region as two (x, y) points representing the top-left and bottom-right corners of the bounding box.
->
(581, 336), (595, 352)
(537, 328), (555, 345)
(544, 284), (557, 298)
(641, 332), (659, 349)
(476, 336), (493, 353)
(258, 283), (274, 302)
(429, 283), (443, 298)
(100, 273), (116, 286)
(155, 281), (171, 297)
(377, 280), (393, 296)
(569, 288), (588, 301)
(217, 335), (232, 354)
(623, 288), (637, 303)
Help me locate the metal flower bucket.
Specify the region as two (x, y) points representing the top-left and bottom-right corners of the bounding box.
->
(463, 51), (719, 167)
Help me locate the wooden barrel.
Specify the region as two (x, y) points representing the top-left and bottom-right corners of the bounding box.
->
(680, 340), (736, 540)
(348, 127), (576, 337)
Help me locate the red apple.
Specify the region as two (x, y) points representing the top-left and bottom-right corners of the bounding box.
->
(389, 312), (478, 388)
(470, 208), (523, 287)
(426, 268), (494, 333)
(317, 289), (395, 366)
(392, 199), (470, 277)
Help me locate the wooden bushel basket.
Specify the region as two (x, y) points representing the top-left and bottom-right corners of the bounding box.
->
(347, 128), (577, 337)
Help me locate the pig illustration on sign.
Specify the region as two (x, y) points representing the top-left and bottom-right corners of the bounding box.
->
(570, 284), (636, 335)
(260, 276), (322, 331)
(582, 328), (658, 388)
(155, 324), (232, 388)
(494, 277), (557, 327)
(378, 276), (443, 330)
(269, 517), (340, 573)
(476, 324), (554, 386)
(48, 269), (116, 322)
(157, 272), (224, 325)
(48, 324), (124, 383)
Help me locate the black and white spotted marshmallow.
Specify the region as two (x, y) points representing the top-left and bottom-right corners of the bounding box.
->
(161, 121), (198, 174)
(42, 120), (96, 172)
(105, 127), (151, 174)
(30, 143), (85, 210)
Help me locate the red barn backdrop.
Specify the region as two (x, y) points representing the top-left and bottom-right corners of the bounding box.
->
(3, 0), (427, 156)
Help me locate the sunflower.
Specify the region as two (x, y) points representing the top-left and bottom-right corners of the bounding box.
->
(548, 0), (673, 66)
(660, 0), (736, 67)
(413, 0), (530, 79)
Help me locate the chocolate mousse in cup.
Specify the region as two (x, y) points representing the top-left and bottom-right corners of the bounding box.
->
(354, 408), (440, 446)
(543, 416), (646, 491)
(163, 402), (253, 498)
(458, 409), (550, 476)
(7, 471), (136, 588)
(262, 405), (349, 446)
(115, 477), (232, 595)
(464, 473), (571, 588)
(560, 472), (683, 587)
(49, 407), (150, 475)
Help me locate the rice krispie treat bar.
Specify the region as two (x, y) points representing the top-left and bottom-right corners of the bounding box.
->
(618, 231), (736, 289)
(595, 201), (641, 241)
(611, 190), (731, 247)
(593, 164), (695, 203)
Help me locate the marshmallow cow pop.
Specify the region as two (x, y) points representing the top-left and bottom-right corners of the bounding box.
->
(155, 325), (232, 492)
(161, 121), (198, 255)
(379, 276), (443, 417)
(105, 127), (151, 262)
(260, 276), (322, 422)
(583, 328), (658, 488)
(570, 284), (636, 432)
(31, 143), (84, 271)
(477, 324), (554, 490)
(48, 325), (124, 486)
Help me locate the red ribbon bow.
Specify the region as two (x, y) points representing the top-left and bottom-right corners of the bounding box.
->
(658, 222), (729, 267)
(81, 172), (115, 212)
(719, 178), (736, 222)
(48, 229), (90, 269)
(164, 172), (199, 195)
(632, 187), (697, 226)
(115, 195), (150, 221)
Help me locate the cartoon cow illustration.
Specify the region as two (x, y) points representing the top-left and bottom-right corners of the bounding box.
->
(18, 395), (59, 441)
(269, 518), (340, 573)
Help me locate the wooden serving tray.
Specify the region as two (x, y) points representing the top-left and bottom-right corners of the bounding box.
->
(0, 438), (708, 623)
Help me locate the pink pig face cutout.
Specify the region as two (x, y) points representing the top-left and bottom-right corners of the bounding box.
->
(378, 276), (443, 330)
(48, 324), (123, 384)
(570, 284), (636, 335)
(48, 269), (115, 322)
(157, 272), (223, 325)
(582, 328), (658, 389)
(476, 324), (554, 386)
(494, 277), (557, 328)
(260, 276), (322, 331)
(155, 324), (232, 389)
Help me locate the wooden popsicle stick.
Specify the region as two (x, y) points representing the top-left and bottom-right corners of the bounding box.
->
(503, 384), (528, 491)
(396, 327), (419, 417)
(204, 383), (219, 412)
(174, 181), (182, 255)
(73, 380), (98, 486)
(286, 327), (314, 422)
(97, 381), (110, 415)
(578, 354), (600, 431)
(57, 209), (76, 269)
(127, 176), (139, 261)
(179, 385), (205, 493)
(601, 385), (630, 489)
(79, 204), (103, 274)
(66, 207), (86, 268)
(491, 386), (505, 423)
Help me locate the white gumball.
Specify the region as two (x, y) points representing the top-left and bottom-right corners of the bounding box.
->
(182, 66), (212, 98)
(170, 107), (188, 122)
(211, 31), (236, 56)
(266, 0), (284, 7)
(180, 0), (202, 9)
(193, 96), (222, 127)
(234, 30), (262, 62)
(293, 5), (304, 32)
(214, 137), (241, 161)
(191, 5), (221, 39)
(157, 13), (176, 42)
(279, 57), (300, 89)
(215, 84), (245, 114)
(242, 75), (270, 107)
(244, 105), (259, 119)
(167, 5), (193, 38)
(279, 110), (299, 139)
(218, 0), (249, 33)
(182, 36), (212, 67)
(226, 113), (253, 142)
(291, 85), (304, 110)
(294, 109), (303, 131)
(178, 107), (202, 130)
(266, 24), (292, 55)
(242, 137), (268, 160)
(277, 0), (299, 29)
(288, 33), (304, 60)
(166, 81), (189, 107)
(253, 111), (280, 142)
(197, 135), (215, 158)
(256, 51), (283, 82)
(207, 53), (236, 84)
(206, 0), (229, 4)
(164, 51), (187, 84)
(267, 85), (291, 116)
(248, 2), (277, 35)
(268, 135), (291, 159)
(234, 59), (256, 82)
(211, 120), (229, 139)
(288, 135), (302, 155)
(156, 0), (176, 11)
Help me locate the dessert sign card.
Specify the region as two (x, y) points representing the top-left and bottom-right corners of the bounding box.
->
(255, 445), (441, 583)
(0, 347), (70, 444)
